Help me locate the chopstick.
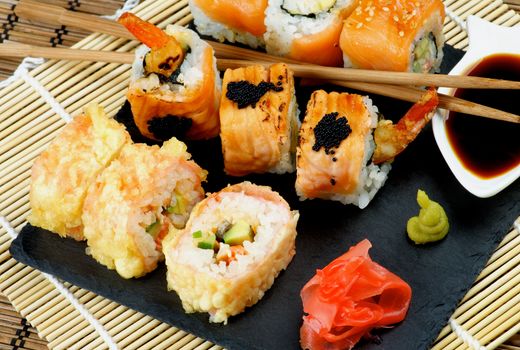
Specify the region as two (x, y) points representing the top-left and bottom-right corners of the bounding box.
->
(13, 0), (520, 90)
(1, 42), (518, 124)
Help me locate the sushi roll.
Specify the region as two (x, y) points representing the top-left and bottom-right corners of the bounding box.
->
(163, 182), (299, 323)
(189, 0), (267, 49)
(219, 63), (299, 176)
(28, 103), (130, 240)
(340, 0), (445, 72)
(82, 138), (207, 279)
(119, 13), (221, 141)
(296, 90), (391, 209)
(264, 0), (358, 66)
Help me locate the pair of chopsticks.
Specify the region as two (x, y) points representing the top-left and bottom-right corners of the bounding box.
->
(1, 0), (519, 124)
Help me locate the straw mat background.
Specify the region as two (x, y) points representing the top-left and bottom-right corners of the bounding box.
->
(0, 0), (519, 349)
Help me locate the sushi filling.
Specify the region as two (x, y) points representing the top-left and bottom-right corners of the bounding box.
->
(281, 0), (337, 16)
(142, 44), (191, 87)
(193, 220), (256, 265)
(413, 32), (439, 73)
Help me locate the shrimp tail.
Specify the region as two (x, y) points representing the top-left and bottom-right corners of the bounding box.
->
(118, 12), (169, 49)
(372, 87), (439, 164)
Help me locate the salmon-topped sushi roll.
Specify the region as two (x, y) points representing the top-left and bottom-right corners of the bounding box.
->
(163, 182), (299, 323)
(119, 13), (221, 141)
(340, 0), (445, 72)
(220, 63), (299, 176)
(28, 103), (130, 240)
(296, 90), (391, 209)
(264, 0), (358, 66)
(189, 0), (268, 49)
(82, 138), (207, 279)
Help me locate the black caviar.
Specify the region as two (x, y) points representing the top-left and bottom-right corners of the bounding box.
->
(226, 81), (283, 109)
(148, 115), (193, 141)
(312, 112), (352, 154)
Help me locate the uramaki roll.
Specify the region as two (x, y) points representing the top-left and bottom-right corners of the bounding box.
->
(163, 182), (299, 323)
(82, 138), (207, 279)
(219, 63), (299, 176)
(340, 0), (445, 72)
(264, 0), (358, 66)
(28, 103), (130, 240)
(189, 0), (268, 49)
(296, 90), (391, 209)
(122, 14), (221, 141)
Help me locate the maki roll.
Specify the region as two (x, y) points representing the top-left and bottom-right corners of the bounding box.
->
(340, 0), (445, 72)
(163, 182), (299, 323)
(296, 90), (390, 209)
(219, 63), (299, 176)
(82, 138), (207, 279)
(264, 0), (358, 66)
(189, 0), (268, 49)
(119, 13), (221, 141)
(28, 103), (130, 240)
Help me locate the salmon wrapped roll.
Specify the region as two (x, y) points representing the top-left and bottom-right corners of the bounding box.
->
(264, 0), (358, 66)
(220, 63), (299, 176)
(163, 182), (299, 323)
(296, 90), (391, 209)
(189, 0), (267, 49)
(28, 103), (130, 240)
(82, 138), (207, 279)
(340, 0), (445, 72)
(119, 13), (221, 141)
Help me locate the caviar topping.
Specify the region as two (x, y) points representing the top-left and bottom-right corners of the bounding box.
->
(312, 112), (352, 154)
(226, 80), (283, 109)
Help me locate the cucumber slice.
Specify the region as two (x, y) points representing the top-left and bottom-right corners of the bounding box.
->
(146, 220), (161, 238)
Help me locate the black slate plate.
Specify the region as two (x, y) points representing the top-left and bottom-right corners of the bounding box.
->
(10, 46), (520, 350)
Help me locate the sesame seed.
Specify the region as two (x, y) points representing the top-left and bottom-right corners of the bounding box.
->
(366, 17), (372, 21)
(399, 31), (404, 37)
(369, 10), (374, 16)
(382, 6), (389, 11)
(393, 15), (399, 21)
(356, 22), (363, 28)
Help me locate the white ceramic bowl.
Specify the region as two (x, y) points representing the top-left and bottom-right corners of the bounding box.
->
(432, 16), (520, 198)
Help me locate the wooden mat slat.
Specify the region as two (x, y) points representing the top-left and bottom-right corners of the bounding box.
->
(0, 0), (518, 349)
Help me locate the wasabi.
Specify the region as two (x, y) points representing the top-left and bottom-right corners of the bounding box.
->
(407, 190), (449, 244)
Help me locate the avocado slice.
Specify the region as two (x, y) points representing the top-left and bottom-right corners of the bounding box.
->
(223, 220), (254, 245)
(146, 220), (162, 238)
(166, 194), (186, 215)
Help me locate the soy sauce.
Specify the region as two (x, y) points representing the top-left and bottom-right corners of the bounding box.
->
(446, 54), (520, 179)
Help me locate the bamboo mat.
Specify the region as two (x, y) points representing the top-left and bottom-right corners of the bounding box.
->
(0, 0), (519, 349)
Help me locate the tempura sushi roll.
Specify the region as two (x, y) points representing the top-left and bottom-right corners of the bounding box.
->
(119, 13), (221, 141)
(189, 0), (267, 49)
(82, 138), (207, 279)
(219, 63), (299, 176)
(340, 0), (445, 72)
(163, 182), (299, 323)
(29, 103), (130, 240)
(296, 90), (391, 209)
(264, 0), (358, 66)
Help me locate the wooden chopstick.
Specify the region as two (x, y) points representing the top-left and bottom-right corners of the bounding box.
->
(1, 42), (518, 124)
(14, 0), (520, 90)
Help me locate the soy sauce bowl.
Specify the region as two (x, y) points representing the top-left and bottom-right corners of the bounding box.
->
(432, 16), (520, 198)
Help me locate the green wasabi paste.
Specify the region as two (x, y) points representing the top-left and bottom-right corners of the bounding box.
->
(407, 190), (449, 244)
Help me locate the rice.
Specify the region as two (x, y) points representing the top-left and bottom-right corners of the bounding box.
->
(164, 182), (299, 323)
